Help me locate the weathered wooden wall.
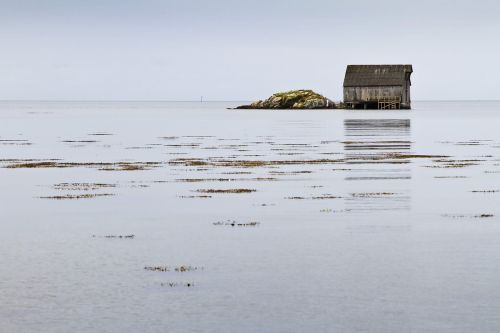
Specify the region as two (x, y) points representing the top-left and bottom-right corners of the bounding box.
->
(344, 85), (411, 108)
(344, 86), (402, 102)
(404, 80), (411, 107)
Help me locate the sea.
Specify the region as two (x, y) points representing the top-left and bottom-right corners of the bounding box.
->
(0, 101), (499, 333)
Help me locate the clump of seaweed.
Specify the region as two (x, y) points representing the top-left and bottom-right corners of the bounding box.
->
(168, 152), (449, 168)
(125, 146), (156, 150)
(129, 184), (150, 188)
(311, 195), (342, 200)
(88, 133), (112, 136)
(285, 194), (341, 200)
(178, 195), (212, 199)
(175, 177), (276, 183)
(92, 234), (135, 239)
(53, 183), (117, 191)
(0, 139), (32, 146)
(0, 158), (61, 163)
(4, 160), (163, 171)
(168, 158), (208, 166)
(144, 265), (203, 272)
(39, 193), (115, 200)
(177, 178), (230, 183)
(221, 171), (252, 175)
(454, 140), (490, 146)
(470, 190), (498, 193)
(269, 170), (313, 175)
(99, 162), (162, 171)
(213, 220), (260, 227)
(442, 214), (495, 219)
(164, 143), (201, 148)
(160, 282), (194, 288)
(61, 140), (99, 143)
(428, 163), (479, 168)
(169, 158), (346, 168)
(195, 189), (256, 194)
(321, 209), (351, 213)
(350, 192), (396, 198)
(276, 152), (304, 156)
(434, 176), (468, 179)
(145, 266), (170, 272)
(175, 266), (202, 272)
(6, 161), (68, 168)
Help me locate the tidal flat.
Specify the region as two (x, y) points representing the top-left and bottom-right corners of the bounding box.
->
(1, 101), (500, 333)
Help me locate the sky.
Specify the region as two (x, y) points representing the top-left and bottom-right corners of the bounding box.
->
(1, 0), (500, 101)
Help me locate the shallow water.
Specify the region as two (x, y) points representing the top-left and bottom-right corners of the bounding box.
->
(1, 101), (499, 333)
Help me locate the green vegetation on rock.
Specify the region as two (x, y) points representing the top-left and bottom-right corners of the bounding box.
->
(236, 90), (335, 109)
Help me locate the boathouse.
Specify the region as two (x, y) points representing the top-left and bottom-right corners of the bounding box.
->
(343, 65), (413, 109)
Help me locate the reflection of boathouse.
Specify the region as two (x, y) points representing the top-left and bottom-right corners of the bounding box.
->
(343, 65), (413, 110)
(343, 119), (412, 212)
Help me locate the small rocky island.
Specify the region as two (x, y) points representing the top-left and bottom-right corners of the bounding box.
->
(235, 90), (336, 109)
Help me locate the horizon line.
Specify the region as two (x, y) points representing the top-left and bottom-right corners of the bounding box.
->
(1, 99), (500, 103)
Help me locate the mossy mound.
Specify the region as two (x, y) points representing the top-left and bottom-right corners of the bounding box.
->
(236, 90), (335, 109)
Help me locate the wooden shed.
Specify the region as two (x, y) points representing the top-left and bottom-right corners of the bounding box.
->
(343, 65), (413, 109)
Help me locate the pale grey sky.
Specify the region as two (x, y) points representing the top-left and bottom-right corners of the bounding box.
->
(1, 0), (499, 101)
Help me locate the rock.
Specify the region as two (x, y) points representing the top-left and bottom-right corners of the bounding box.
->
(235, 90), (336, 109)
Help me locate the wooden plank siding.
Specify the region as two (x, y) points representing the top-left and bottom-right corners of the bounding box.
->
(343, 65), (413, 109)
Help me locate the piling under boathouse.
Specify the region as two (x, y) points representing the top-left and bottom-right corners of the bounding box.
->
(343, 65), (413, 109)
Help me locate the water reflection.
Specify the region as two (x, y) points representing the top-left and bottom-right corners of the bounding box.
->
(343, 119), (411, 212)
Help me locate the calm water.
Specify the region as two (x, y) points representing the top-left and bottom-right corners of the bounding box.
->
(1, 101), (499, 333)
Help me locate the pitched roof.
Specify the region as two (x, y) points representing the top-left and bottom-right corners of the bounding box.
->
(343, 65), (413, 87)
